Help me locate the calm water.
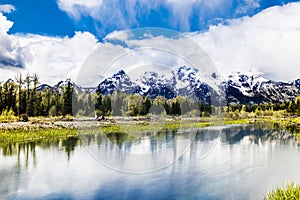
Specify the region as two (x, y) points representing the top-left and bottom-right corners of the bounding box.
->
(1, 124), (300, 200)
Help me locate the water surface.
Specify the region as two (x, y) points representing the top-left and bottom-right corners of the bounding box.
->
(1, 124), (300, 200)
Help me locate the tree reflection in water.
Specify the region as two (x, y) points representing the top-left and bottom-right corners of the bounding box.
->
(0, 124), (298, 166)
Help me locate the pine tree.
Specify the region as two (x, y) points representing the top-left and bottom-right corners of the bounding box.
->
(25, 74), (32, 116)
(15, 73), (22, 119)
(62, 81), (74, 116)
(31, 74), (39, 116)
(141, 96), (152, 115)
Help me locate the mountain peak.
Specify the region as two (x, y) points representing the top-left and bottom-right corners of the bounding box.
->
(98, 69), (140, 95)
(54, 78), (80, 91)
(33, 66), (300, 105)
(112, 70), (126, 78)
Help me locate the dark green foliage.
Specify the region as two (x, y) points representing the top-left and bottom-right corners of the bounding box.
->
(171, 101), (181, 115)
(141, 96), (152, 115)
(62, 81), (74, 116)
(0, 74), (77, 118)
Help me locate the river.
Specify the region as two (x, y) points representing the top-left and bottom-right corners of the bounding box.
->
(1, 124), (300, 199)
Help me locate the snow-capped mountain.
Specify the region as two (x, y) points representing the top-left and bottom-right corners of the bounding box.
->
(97, 70), (141, 95)
(224, 72), (299, 104)
(139, 66), (212, 102)
(294, 79), (300, 90)
(96, 67), (300, 104)
(96, 66), (213, 104)
(28, 66), (299, 105)
(54, 78), (81, 91)
(37, 78), (82, 92)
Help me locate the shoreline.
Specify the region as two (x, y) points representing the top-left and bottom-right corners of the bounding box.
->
(0, 115), (299, 131)
(0, 116), (299, 144)
(0, 116), (242, 131)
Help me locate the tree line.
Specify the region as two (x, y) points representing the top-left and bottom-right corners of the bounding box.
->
(0, 74), (75, 120)
(0, 74), (299, 120)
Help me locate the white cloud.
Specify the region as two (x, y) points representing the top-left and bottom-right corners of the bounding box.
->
(165, 0), (198, 30)
(100, 2), (300, 82)
(190, 2), (300, 81)
(57, 0), (103, 19)
(0, 13), (13, 34)
(1, 2), (300, 85)
(0, 12), (99, 84)
(0, 13), (24, 70)
(0, 4), (15, 14)
(17, 32), (99, 85)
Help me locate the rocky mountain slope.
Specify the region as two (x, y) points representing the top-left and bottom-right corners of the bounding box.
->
(19, 66), (299, 105)
(97, 67), (299, 104)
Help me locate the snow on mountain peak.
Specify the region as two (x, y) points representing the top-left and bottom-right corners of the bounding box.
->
(225, 72), (269, 97)
(40, 66), (299, 105)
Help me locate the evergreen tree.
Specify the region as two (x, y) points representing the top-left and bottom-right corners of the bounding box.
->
(25, 74), (31, 115)
(16, 73), (22, 119)
(30, 74), (40, 116)
(141, 96), (152, 115)
(62, 82), (74, 116)
(172, 101), (181, 115)
(111, 91), (123, 116)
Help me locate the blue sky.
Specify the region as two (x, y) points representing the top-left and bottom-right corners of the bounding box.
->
(0, 0), (300, 84)
(2, 0), (299, 39)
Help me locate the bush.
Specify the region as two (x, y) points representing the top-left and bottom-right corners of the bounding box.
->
(265, 182), (300, 200)
(0, 108), (18, 123)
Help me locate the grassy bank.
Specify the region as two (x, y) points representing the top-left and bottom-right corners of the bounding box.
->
(0, 115), (299, 144)
(265, 182), (300, 200)
(0, 118), (229, 144)
(0, 128), (78, 144)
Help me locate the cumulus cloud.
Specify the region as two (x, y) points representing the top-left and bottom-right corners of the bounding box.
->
(18, 32), (98, 84)
(0, 4), (15, 13)
(0, 12), (98, 84)
(99, 2), (300, 82)
(0, 13), (24, 69)
(98, 2), (300, 83)
(1, 2), (300, 85)
(190, 2), (300, 81)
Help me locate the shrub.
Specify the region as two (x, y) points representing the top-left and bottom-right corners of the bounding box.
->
(0, 108), (18, 123)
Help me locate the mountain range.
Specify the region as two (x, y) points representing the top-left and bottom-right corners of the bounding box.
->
(33, 66), (300, 105)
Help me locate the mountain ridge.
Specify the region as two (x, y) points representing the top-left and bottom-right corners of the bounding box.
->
(4, 66), (299, 105)
(96, 67), (300, 104)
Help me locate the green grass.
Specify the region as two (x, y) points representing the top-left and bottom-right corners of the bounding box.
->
(265, 182), (300, 200)
(0, 128), (78, 144)
(0, 120), (215, 144)
(224, 118), (249, 124)
(99, 121), (215, 135)
(1, 115), (299, 144)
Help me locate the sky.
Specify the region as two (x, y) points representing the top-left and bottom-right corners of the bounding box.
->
(0, 0), (300, 85)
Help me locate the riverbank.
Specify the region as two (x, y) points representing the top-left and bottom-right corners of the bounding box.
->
(0, 116), (232, 130)
(0, 115), (299, 144)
